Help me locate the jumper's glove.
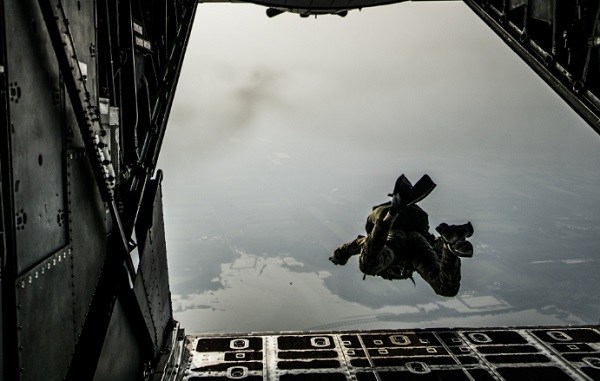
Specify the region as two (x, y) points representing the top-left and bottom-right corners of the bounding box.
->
(329, 252), (347, 266)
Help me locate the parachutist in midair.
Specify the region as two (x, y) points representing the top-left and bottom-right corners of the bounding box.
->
(330, 175), (474, 297)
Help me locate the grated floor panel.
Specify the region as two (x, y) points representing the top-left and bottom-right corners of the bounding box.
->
(183, 326), (600, 380)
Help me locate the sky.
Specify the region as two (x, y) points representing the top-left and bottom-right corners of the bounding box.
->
(159, 1), (600, 333)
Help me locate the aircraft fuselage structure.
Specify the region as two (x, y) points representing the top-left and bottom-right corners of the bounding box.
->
(0, 0), (598, 380)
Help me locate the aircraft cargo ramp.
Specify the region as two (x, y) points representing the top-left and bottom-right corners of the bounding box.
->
(158, 326), (600, 380)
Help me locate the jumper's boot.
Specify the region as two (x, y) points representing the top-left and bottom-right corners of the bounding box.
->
(388, 174), (437, 207)
(392, 174), (413, 200)
(330, 236), (365, 265)
(450, 240), (474, 258)
(436, 222), (474, 244)
(436, 222), (474, 258)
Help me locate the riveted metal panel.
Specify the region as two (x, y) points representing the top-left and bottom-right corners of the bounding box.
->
(62, 0), (98, 104)
(67, 150), (107, 339)
(147, 186), (173, 348)
(137, 181), (173, 355)
(134, 268), (158, 353)
(62, 0), (99, 153)
(93, 298), (143, 381)
(58, 0), (106, 345)
(5, 1), (67, 275)
(15, 247), (74, 381)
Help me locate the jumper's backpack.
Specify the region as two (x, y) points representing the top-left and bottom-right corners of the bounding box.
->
(365, 203), (431, 237)
(366, 174), (435, 237)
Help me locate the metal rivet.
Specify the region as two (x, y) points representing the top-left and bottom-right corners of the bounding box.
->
(58, 255), (61, 262)
(20, 281), (25, 288)
(35, 271), (38, 278)
(47, 263), (51, 269)
(53, 259), (56, 266)
(28, 276), (32, 283)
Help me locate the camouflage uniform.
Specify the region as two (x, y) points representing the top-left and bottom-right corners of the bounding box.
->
(341, 204), (461, 297)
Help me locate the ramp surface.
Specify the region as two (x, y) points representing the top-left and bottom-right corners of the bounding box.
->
(183, 326), (600, 380)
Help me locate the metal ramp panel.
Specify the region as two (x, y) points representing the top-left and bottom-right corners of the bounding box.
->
(181, 326), (600, 380)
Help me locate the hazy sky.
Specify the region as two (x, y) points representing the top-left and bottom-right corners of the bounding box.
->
(159, 2), (600, 333)
(163, 1), (599, 171)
